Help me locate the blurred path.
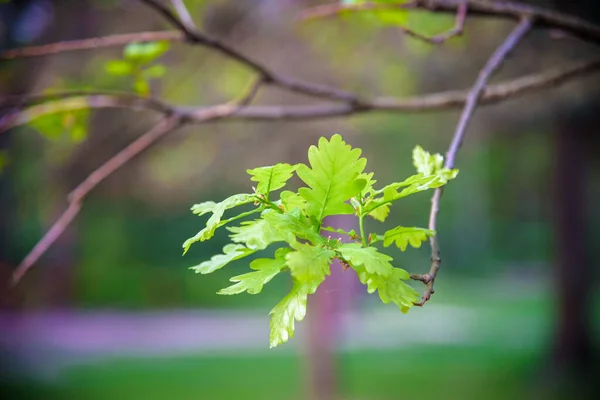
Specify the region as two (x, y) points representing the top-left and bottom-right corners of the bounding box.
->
(0, 301), (548, 380)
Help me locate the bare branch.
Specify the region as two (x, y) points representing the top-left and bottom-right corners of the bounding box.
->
(11, 116), (180, 285)
(171, 0), (197, 31)
(399, 4), (465, 44)
(413, 17), (534, 306)
(11, 84), (263, 284)
(138, 0), (363, 104)
(299, 0), (600, 47)
(0, 31), (182, 60)
(4, 56), (599, 131)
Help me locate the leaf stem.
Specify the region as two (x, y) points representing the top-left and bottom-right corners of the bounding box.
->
(359, 215), (368, 247)
(255, 196), (283, 213)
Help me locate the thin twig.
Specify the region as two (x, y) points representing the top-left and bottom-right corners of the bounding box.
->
(4, 56), (599, 131)
(299, 0), (600, 47)
(11, 79), (264, 284)
(0, 31), (182, 60)
(11, 117), (178, 285)
(138, 0), (363, 104)
(171, 0), (197, 31)
(412, 17), (534, 306)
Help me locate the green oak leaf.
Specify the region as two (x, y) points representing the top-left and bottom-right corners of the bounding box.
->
(383, 226), (435, 251)
(368, 203), (390, 222)
(262, 208), (323, 245)
(218, 248), (291, 295)
(353, 264), (418, 313)
(286, 242), (334, 293)
(190, 243), (254, 274)
(364, 169), (457, 215)
(105, 60), (133, 76)
(280, 190), (307, 213)
(338, 243), (394, 277)
(269, 282), (313, 348)
(321, 226), (358, 238)
(227, 218), (286, 250)
(183, 193), (254, 254)
(413, 145), (444, 176)
(191, 201), (217, 216)
(296, 134), (367, 221)
(124, 41), (170, 63)
(247, 163), (297, 197)
(358, 172), (376, 197)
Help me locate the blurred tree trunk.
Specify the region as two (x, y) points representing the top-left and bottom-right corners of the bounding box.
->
(551, 108), (598, 379)
(304, 214), (358, 400)
(548, 0), (599, 381)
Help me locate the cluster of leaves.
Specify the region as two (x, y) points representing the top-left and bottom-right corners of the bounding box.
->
(183, 134), (458, 347)
(105, 41), (170, 96)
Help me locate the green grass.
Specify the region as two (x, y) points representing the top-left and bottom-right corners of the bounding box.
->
(2, 345), (548, 400)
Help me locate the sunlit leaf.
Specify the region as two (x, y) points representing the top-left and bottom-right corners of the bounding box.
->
(105, 60), (134, 76)
(413, 145), (444, 176)
(262, 208), (323, 245)
(228, 217), (286, 250)
(183, 193), (254, 254)
(338, 243), (394, 277)
(383, 226), (435, 251)
(353, 264), (418, 313)
(269, 282), (312, 348)
(280, 190), (307, 213)
(297, 134), (367, 220)
(247, 163), (298, 197)
(124, 41), (170, 62)
(219, 248), (291, 295)
(286, 242), (334, 293)
(190, 243), (254, 274)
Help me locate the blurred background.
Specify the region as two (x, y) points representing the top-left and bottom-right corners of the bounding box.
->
(1, 0), (599, 399)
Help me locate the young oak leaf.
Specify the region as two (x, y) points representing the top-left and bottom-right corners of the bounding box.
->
(383, 226), (435, 251)
(190, 243), (254, 274)
(269, 282), (312, 348)
(358, 172), (377, 197)
(286, 242), (335, 293)
(296, 134), (367, 220)
(190, 201), (217, 217)
(413, 145), (444, 176)
(263, 208), (324, 245)
(247, 163), (298, 197)
(218, 248), (291, 295)
(321, 226), (358, 238)
(227, 217), (286, 250)
(364, 169), (458, 214)
(280, 190), (307, 213)
(368, 203), (390, 222)
(353, 264), (419, 313)
(338, 243), (394, 277)
(183, 193), (254, 254)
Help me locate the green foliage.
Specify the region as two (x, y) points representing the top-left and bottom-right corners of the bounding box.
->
(105, 41), (170, 96)
(340, 0), (410, 27)
(383, 226), (435, 251)
(219, 248), (291, 295)
(183, 134), (458, 347)
(296, 134), (367, 220)
(29, 108), (89, 142)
